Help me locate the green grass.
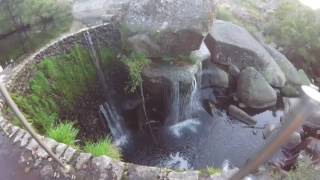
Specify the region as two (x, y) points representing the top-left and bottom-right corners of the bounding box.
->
(48, 122), (79, 147)
(84, 137), (122, 160)
(272, 156), (320, 180)
(207, 167), (222, 176)
(124, 53), (151, 93)
(10, 45), (114, 145)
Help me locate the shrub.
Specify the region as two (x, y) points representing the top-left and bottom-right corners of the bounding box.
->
(124, 53), (151, 93)
(48, 122), (79, 147)
(84, 137), (122, 160)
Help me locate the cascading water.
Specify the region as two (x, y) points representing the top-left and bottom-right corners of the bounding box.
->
(166, 81), (181, 125)
(99, 102), (129, 147)
(83, 32), (109, 93)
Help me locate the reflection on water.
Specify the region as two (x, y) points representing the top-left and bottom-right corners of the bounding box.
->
(124, 106), (284, 169)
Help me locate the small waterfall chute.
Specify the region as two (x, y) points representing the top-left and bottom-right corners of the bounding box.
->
(99, 101), (129, 147)
(160, 152), (192, 170)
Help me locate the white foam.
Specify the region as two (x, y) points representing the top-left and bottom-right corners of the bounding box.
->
(169, 119), (201, 137)
(161, 152), (191, 170)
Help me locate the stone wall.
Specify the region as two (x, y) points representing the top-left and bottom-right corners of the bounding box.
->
(0, 23), (229, 180)
(7, 23), (122, 93)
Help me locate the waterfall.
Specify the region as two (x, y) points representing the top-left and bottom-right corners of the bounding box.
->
(166, 81), (181, 125)
(166, 70), (202, 125)
(83, 31), (109, 93)
(99, 102), (129, 147)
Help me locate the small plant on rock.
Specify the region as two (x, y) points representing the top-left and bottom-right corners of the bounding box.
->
(84, 137), (122, 160)
(48, 122), (79, 147)
(124, 53), (151, 93)
(207, 167), (222, 176)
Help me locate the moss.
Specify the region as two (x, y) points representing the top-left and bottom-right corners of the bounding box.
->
(84, 137), (122, 160)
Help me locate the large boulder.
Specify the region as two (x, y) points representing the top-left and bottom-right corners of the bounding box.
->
(237, 67), (277, 109)
(264, 45), (302, 97)
(264, 45), (301, 85)
(143, 61), (201, 125)
(201, 63), (229, 89)
(205, 20), (286, 88)
(119, 0), (215, 58)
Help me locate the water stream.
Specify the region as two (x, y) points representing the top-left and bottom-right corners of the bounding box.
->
(100, 102), (129, 147)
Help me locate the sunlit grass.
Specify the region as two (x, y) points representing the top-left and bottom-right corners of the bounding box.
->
(84, 137), (122, 160)
(48, 122), (79, 147)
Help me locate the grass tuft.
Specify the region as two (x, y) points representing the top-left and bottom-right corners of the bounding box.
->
(48, 122), (79, 147)
(84, 137), (122, 160)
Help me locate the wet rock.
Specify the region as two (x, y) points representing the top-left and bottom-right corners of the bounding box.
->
(262, 123), (277, 139)
(143, 61), (201, 124)
(221, 167), (239, 179)
(190, 42), (211, 62)
(283, 97), (300, 114)
(127, 34), (161, 57)
(264, 45), (301, 85)
(298, 69), (311, 85)
(264, 45), (302, 97)
(304, 110), (320, 129)
(228, 105), (256, 125)
(284, 131), (301, 150)
(205, 20), (286, 87)
(127, 164), (160, 180)
(228, 64), (240, 77)
(201, 64), (229, 89)
(168, 170), (199, 180)
(281, 84), (300, 97)
(305, 137), (320, 159)
(237, 67), (277, 109)
(120, 0), (214, 58)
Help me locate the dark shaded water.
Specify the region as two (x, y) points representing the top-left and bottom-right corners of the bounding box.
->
(123, 106), (283, 170)
(0, 133), (40, 180)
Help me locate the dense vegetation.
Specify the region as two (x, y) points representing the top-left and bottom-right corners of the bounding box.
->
(264, 1), (320, 81)
(7, 45), (121, 158)
(0, 0), (72, 66)
(215, 0), (320, 84)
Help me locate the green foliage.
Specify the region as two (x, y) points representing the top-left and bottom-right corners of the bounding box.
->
(124, 53), (151, 93)
(272, 156), (320, 180)
(13, 46), (98, 134)
(207, 167), (222, 176)
(84, 137), (122, 160)
(264, 1), (320, 66)
(0, 0), (72, 65)
(216, 6), (235, 21)
(48, 122), (79, 147)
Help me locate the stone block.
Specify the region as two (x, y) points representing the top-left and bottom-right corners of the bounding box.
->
(168, 171), (199, 180)
(75, 153), (92, 170)
(128, 164), (161, 180)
